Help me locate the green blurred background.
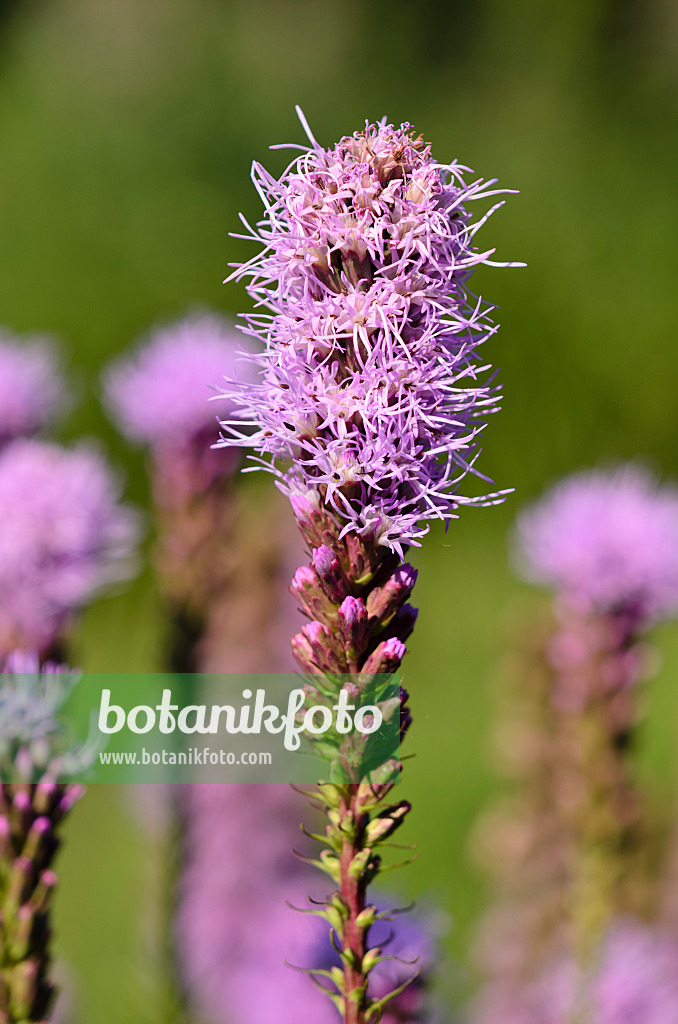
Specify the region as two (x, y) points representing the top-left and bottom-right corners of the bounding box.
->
(1, 0), (677, 1019)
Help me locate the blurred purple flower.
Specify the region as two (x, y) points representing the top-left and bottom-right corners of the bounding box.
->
(515, 466), (678, 623)
(0, 330), (67, 443)
(103, 311), (256, 449)
(0, 439), (140, 653)
(472, 919), (678, 1024)
(218, 116), (518, 552)
(177, 785), (327, 1024)
(103, 312), (259, 507)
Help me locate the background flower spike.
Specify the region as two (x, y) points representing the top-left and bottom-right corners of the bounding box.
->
(0, 651), (94, 1023)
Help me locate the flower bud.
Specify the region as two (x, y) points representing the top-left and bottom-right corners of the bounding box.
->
(338, 597), (369, 660)
(360, 947), (383, 975)
(291, 631), (316, 674)
(10, 791), (31, 834)
(7, 856), (33, 910)
(10, 904), (34, 961)
(290, 490), (324, 547)
(32, 783), (58, 817)
(354, 905), (378, 929)
(289, 565), (335, 620)
(366, 564), (418, 625)
(383, 603), (418, 642)
(313, 546), (350, 603)
(23, 817), (54, 868)
(365, 801), (411, 844)
(362, 638), (406, 675)
(8, 957), (39, 1020)
(31, 870), (57, 914)
(298, 621), (342, 673)
(54, 785), (84, 822)
(357, 759), (400, 805)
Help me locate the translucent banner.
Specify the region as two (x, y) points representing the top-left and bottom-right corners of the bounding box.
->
(0, 672), (403, 785)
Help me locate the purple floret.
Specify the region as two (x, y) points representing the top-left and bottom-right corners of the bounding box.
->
(218, 114), (518, 551)
(515, 466), (678, 622)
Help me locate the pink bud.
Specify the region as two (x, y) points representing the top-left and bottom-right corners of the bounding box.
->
(338, 596), (369, 658)
(362, 638), (406, 675)
(290, 565), (316, 595)
(291, 631), (316, 673)
(312, 545), (349, 602)
(366, 564), (418, 623)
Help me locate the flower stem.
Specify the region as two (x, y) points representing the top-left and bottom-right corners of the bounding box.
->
(339, 786), (368, 1024)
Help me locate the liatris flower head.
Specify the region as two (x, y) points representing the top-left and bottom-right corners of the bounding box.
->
(0, 439), (140, 654)
(219, 111), (518, 553)
(0, 650), (94, 1021)
(472, 918), (678, 1024)
(0, 330), (68, 444)
(515, 466), (678, 625)
(103, 311), (257, 496)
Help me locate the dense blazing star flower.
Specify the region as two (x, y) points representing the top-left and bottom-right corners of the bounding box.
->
(515, 466), (678, 624)
(0, 330), (67, 443)
(0, 650), (93, 1021)
(0, 439), (139, 654)
(219, 111), (518, 553)
(219, 112), (516, 1024)
(472, 919), (678, 1024)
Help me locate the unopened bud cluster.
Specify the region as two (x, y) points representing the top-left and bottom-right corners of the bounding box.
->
(288, 494), (418, 1022)
(289, 492), (415, 755)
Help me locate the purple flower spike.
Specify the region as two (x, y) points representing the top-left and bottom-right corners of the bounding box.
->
(103, 313), (260, 629)
(474, 468), (678, 997)
(515, 465), (678, 624)
(219, 111), (516, 1024)
(0, 330), (68, 444)
(218, 114), (518, 551)
(0, 439), (139, 654)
